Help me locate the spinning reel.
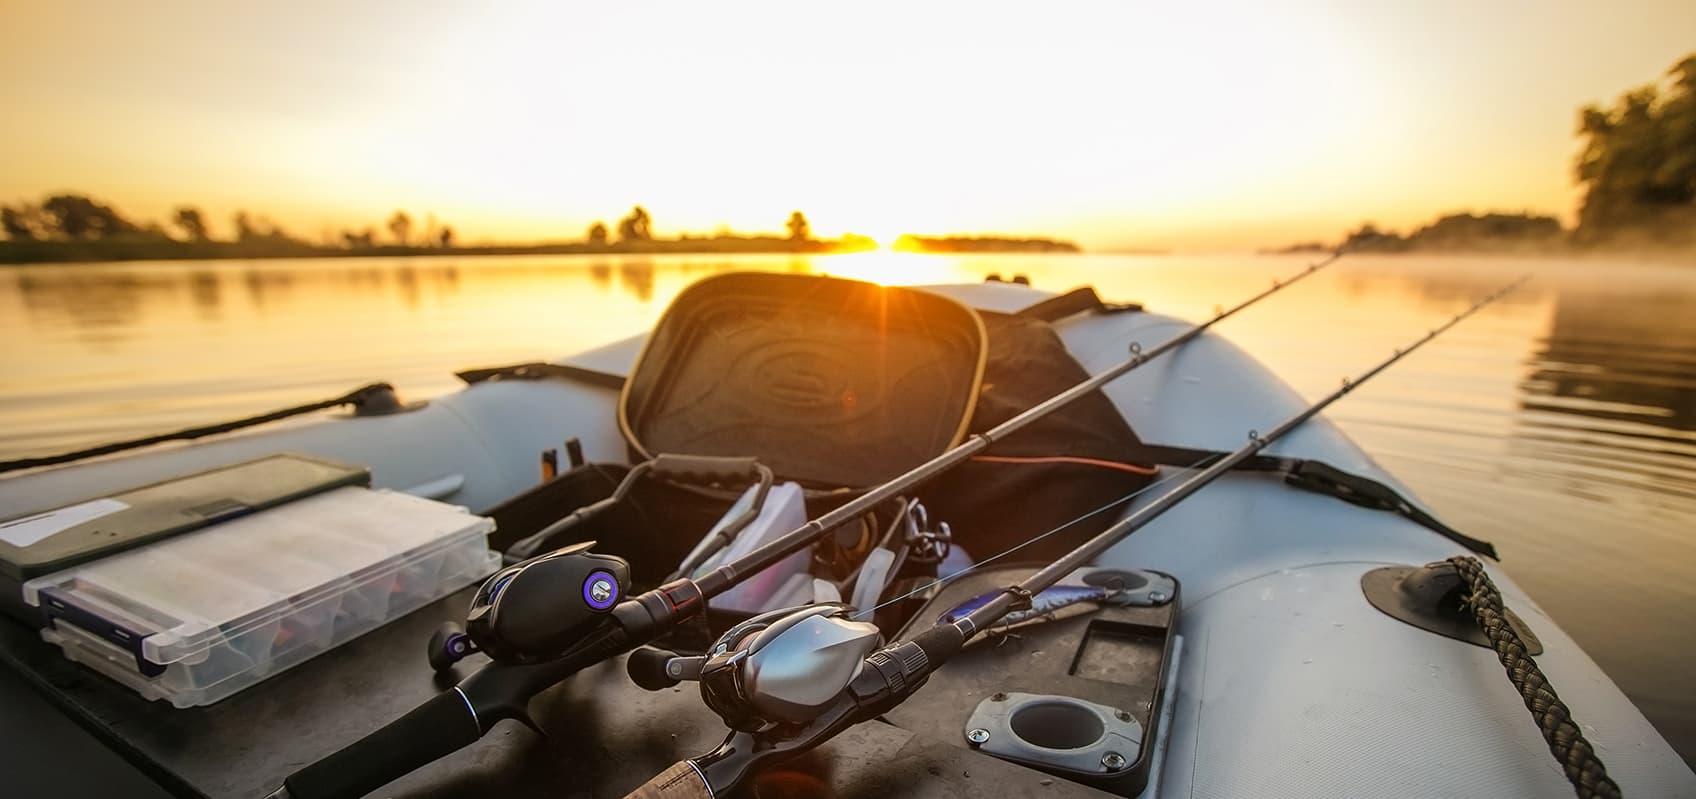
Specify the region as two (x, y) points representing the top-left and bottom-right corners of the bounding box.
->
(428, 541), (631, 671)
(628, 603), (884, 731)
(625, 603), (959, 795)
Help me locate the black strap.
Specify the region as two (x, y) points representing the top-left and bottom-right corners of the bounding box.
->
(0, 383), (401, 475)
(1013, 287), (1142, 323)
(1133, 443), (1498, 558)
(456, 361), (627, 390)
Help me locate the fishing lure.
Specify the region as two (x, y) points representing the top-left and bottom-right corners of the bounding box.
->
(938, 583), (1128, 629)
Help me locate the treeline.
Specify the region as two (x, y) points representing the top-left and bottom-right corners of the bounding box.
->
(0, 199), (873, 264)
(1337, 212), (1565, 254)
(891, 234), (1080, 253)
(1573, 53), (1696, 248)
(0, 196), (459, 263)
(565, 207), (871, 254)
(1273, 51), (1696, 256)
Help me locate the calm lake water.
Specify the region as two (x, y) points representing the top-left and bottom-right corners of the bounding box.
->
(2, 251), (1693, 764)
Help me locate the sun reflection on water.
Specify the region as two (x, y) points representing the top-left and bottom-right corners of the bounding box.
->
(809, 249), (969, 287)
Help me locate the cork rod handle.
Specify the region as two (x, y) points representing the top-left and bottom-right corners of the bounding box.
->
(624, 761), (714, 799)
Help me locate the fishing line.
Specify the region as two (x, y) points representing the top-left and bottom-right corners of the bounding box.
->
(852, 273), (1529, 621)
(854, 450), (1226, 619)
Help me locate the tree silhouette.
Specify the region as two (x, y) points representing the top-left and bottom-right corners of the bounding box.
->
(1, 205), (41, 240)
(342, 227), (376, 249)
(588, 221), (609, 246)
(616, 206), (652, 242)
(388, 210), (413, 246)
(40, 194), (135, 239)
(1574, 51), (1696, 245)
(231, 212), (301, 244)
(174, 207), (209, 241)
(439, 226), (454, 248)
(234, 211), (257, 242)
(1340, 222), (1404, 252)
(786, 210), (811, 241)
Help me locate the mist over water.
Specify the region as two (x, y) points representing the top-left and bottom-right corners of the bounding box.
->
(2, 251), (1693, 764)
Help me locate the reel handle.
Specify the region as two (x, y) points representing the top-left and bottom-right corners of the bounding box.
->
(427, 621), (476, 672)
(626, 647), (682, 690)
(623, 761), (713, 799)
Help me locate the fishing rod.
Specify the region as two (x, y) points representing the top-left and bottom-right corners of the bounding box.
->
(269, 250), (1347, 799)
(618, 274), (1529, 799)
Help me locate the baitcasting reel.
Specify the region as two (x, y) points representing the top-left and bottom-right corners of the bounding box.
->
(428, 541), (631, 671)
(627, 603), (883, 731)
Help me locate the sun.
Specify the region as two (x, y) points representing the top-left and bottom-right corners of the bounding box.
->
(829, 219), (910, 250)
(863, 228), (907, 249)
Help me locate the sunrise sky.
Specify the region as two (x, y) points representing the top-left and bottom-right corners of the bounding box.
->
(3, 1), (1693, 251)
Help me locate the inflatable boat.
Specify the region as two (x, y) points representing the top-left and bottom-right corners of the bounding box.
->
(0, 273), (1691, 799)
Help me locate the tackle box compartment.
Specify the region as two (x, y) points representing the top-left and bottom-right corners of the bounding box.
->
(22, 487), (499, 708)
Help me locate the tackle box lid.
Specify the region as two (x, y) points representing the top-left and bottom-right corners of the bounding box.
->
(22, 486), (493, 668)
(0, 453), (371, 581)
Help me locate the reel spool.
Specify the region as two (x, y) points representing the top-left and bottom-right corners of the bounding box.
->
(627, 603), (883, 731)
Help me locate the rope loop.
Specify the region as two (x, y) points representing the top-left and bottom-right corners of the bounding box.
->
(1447, 556), (1621, 799)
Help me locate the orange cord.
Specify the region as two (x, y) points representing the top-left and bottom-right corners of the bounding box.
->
(971, 454), (1159, 476)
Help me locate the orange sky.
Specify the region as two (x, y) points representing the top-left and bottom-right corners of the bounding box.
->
(2, 1), (1693, 251)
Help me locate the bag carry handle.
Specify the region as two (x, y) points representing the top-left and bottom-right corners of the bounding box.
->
(1013, 287), (1141, 323)
(650, 454), (764, 484)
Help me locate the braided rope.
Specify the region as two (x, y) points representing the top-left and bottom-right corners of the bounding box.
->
(1447, 556), (1622, 799)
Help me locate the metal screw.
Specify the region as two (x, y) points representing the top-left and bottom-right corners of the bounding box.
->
(990, 692), (1008, 702)
(1115, 710), (1131, 721)
(1149, 591), (1168, 603)
(1101, 752), (1126, 770)
(967, 728), (991, 745)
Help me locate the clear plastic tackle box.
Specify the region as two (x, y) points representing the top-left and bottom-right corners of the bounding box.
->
(22, 487), (498, 707)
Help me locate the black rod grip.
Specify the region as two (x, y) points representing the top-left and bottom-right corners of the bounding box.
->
(650, 454), (760, 483)
(909, 624), (965, 670)
(281, 688), (481, 799)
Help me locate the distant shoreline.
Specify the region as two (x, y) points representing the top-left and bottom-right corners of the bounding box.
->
(1262, 211), (1695, 260)
(9, 241), (1694, 268)
(0, 238), (867, 266)
(0, 234), (1099, 266)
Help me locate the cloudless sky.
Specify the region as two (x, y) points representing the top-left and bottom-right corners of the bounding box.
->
(3, 0), (1693, 250)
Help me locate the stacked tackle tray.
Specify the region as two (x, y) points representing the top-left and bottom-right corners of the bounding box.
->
(23, 487), (498, 707)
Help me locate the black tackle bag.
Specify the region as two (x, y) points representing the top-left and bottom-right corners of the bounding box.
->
(918, 297), (1157, 562)
(619, 272), (1156, 563)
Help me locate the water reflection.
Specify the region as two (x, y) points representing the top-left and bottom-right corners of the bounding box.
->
(188, 271), (220, 320)
(1509, 282), (1696, 509)
(618, 260), (655, 301)
(1524, 287), (1696, 434)
(1333, 262), (1696, 456)
(0, 254), (733, 429)
(394, 265), (420, 308)
(16, 272), (154, 346)
(242, 267), (295, 310)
